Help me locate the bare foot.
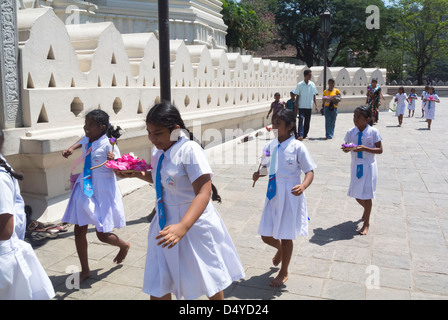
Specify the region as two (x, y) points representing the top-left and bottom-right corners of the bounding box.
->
(358, 224), (369, 235)
(272, 250), (282, 267)
(270, 273), (288, 287)
(113, 243), (130, 264)
(80, 270), (91, 283)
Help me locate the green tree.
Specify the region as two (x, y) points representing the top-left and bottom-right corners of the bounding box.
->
(275, 0), (392, 67)
(393, 0), (448, 84)
(221, 0), (273, 51)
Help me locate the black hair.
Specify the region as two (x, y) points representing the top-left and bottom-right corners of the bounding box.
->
(0, 128), (23, 180)
(272, 109), (298, 138)
(146, 102), (221, 203)
(86, 109), (121, 139)
(328, 78), (335, 84)
(355, 105), (372, 120)
(304, 69), (312, 77)
(146, 101), (193, 140)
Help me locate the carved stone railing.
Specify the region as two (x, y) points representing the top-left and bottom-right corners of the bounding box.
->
(1, 7), (390, 222)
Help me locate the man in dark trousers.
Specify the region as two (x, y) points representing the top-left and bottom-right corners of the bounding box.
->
(293, 69), (318, 140)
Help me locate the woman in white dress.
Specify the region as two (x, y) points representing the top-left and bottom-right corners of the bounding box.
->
(62, 110), (129, 283)
(117, 102), (244, 300)
(342, 106), (383, 235)
(252, 109), (316, 287)
(0, 128), (55, 299)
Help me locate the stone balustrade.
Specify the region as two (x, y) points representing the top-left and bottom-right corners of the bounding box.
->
(2, 8), (391, 222)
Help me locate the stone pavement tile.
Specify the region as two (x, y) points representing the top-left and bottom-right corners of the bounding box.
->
(372, 250), (411, 270)
(329, 261), (370, 284)
(280, 274), (325, 298)
(321, 279), (365, 300)
(377, 267), (412, 291)
(290, 256), (332, 278)
(333, 245), (371, 265)
(413, 272), (448, 296)
(366, 287), (411, 300)
(103, 265), (145, 288)
(88, 282), (143, 300)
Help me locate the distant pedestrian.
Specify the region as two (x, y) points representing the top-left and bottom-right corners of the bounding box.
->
(407, 88), (417, 118)
(342, 106), (383, 235)
(424, 86), (440, 130)
(293, 70), (318, 140)
(253, 109), (316, 287)
(394, 86), (408, 127)
(366, 78), (382, 125)
(322, 79), (341, 139)
(285, 90), (296, 112)
(421, 85), (429, 118)
(266, 92), (285, 121)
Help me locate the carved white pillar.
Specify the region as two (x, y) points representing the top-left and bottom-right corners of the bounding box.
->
(0, 0), (22, 128)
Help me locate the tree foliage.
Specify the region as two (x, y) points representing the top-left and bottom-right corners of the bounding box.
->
(221, 0), (276, 51)
(393, 0), (448, 84)
(276, 0), (391, 67)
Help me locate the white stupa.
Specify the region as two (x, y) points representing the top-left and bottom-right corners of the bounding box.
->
(18, 0), (227, 50)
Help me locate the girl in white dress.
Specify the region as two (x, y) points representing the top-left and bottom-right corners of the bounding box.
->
(62, 110), (129, 282)
(117, 102), (244, 300)
(342, 106), (383, 235)
(421, 86), (429, 118)
(407, 88), (417, 118)
(253, 109), (316, 287)
(394, 87), (409, 127)
(423, 86), (440, 130)
(0, 128), (55, 299)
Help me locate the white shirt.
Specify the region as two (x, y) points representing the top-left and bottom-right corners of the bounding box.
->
(151, 136), (212, 206)
(261, 135), (316, 181)
(0, 155), (26, 240)
(344, 125), (382, 164)
(395, 93), (408, 105)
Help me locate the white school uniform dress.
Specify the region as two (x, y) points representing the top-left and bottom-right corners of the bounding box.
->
(344, 125), (382, 200)
(421, 91), (428, 109)
(0, 155), (55, 300)
(425, 94), (439, 120)
(408, 93), (417, 110)
(395, 93), (408, 116)
(258, 135), (316, 240)
(142, 135), (245, 300)
(62, 134), (125, 233)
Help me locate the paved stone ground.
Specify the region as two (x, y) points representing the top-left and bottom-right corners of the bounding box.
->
(33, 99), (448, 300)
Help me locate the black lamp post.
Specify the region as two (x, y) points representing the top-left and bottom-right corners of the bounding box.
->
(158, 0), (171, 103)
(320, 9), (331, 94)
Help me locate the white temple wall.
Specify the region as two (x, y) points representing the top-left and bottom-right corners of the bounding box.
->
(3, 8), (391, 222)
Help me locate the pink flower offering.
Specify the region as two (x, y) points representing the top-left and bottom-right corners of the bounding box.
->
(428, 95), (435, 101)
(105, 153), (151, 171)
(342, 143), (358, 149)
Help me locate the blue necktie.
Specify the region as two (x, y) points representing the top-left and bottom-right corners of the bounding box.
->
(83, 142), (94, 198)
(156, 153), (166, 230)
(266, 143), (280, 200)
(356, 131), (363, 179)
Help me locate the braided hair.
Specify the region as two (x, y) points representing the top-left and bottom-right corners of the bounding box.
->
(0, 128), (23, 180)
(86, 109), (122, 140)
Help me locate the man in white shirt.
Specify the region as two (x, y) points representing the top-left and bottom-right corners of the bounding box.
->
(293, 70), (318, 140)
